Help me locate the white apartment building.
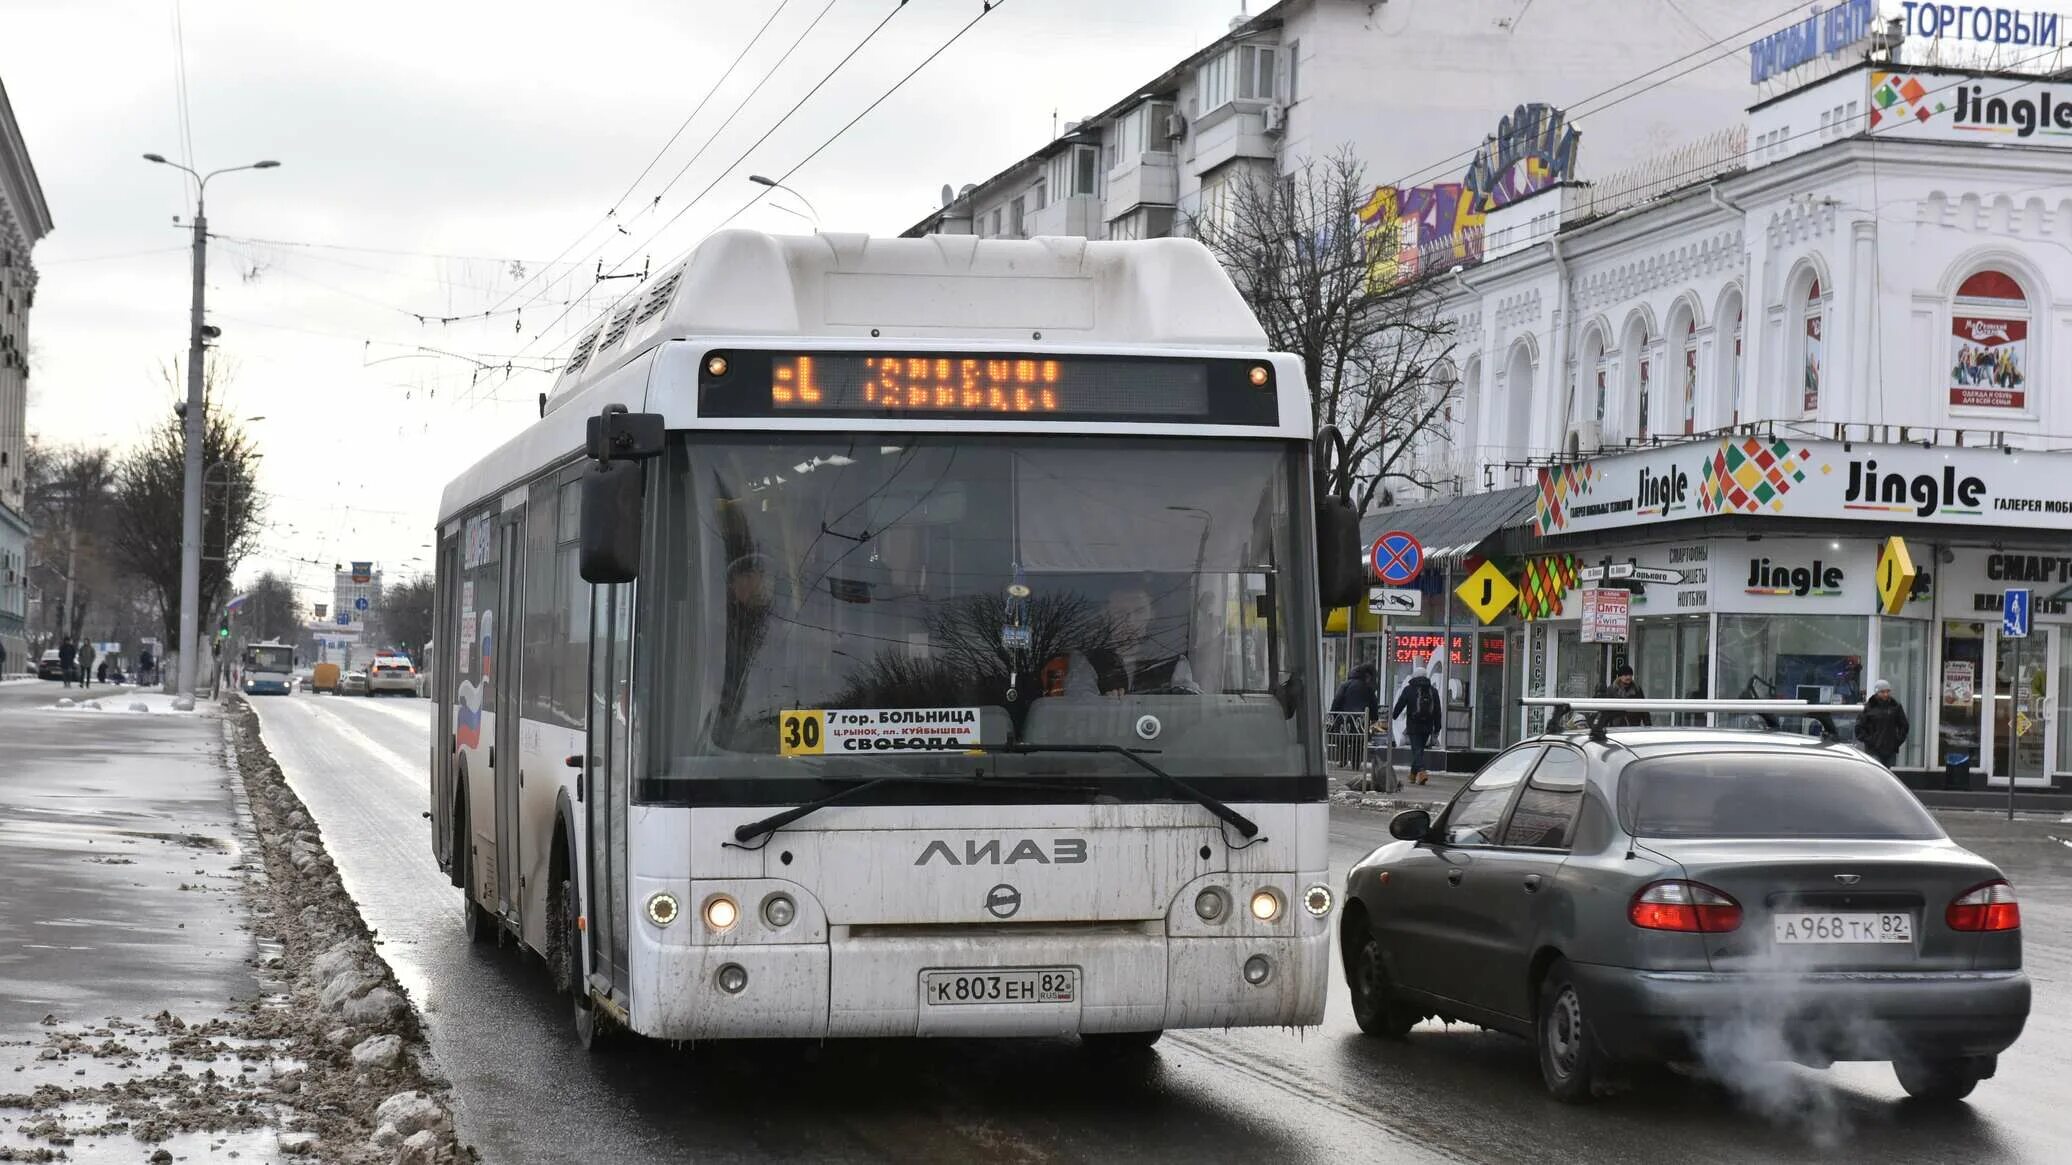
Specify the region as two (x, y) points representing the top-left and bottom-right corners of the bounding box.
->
(904, 0), (1762, 246)
(1348, 54), (2072, 798)
(0, 74), (51, 674)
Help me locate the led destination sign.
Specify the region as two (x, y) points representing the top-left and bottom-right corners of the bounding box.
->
(697, 350), (1280, 425)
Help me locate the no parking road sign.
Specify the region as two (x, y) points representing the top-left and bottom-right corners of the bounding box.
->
(1369, 530), (1424, 586)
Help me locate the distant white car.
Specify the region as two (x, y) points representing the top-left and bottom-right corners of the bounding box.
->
(341, 670), (370, 697)
(366, 657), (418, 696)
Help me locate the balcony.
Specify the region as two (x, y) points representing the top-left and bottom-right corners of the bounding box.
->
(1191, 101), (1277, 173)
(1025, 194), (1099, 239)
(1105, 153), (1178, 214)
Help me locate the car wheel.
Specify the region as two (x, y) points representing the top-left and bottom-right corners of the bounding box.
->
(1536, 958), (1604, 1104)
(1893, 1056), (1985, 1103)
(1346, 917), (1416, 1039)
(1081, 1030), (1162, 1053)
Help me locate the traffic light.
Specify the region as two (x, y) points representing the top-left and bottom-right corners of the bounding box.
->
(218, 617), (230, 640)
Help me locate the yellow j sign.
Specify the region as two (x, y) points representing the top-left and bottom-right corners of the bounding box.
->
(1876, 536), (1918, 616)
(1458, 560), (1520, 625)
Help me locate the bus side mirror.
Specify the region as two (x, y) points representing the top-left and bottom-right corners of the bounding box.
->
(1315, 494), (1365, 611)
(580, 461), (644, 584)
(585, 407), (664, 462)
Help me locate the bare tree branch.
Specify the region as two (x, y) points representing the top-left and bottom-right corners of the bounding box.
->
(1187, 149), (1462, 514)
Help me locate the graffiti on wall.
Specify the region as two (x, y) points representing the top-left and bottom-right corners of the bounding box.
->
(1356, 103), (1581, 285)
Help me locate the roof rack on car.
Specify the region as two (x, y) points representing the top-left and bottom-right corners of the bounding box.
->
(1518, 697), (1867, 742)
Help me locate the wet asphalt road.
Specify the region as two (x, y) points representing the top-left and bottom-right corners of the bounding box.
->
(248, 690), (2072, 1164)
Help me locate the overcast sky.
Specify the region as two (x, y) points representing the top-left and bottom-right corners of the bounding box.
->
(4, 0), (1236, 611)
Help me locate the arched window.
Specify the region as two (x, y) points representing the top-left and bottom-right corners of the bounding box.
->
(1949, 269), (2030, 413)
(1681, 314), (1699, 434)
(1800, 277), (1824, 415)
(1504, 339), (1535, 465)
(1620, 314), (1652, 441)
(1578, 327), (1608, 429)
(1730, 302), (1744, 425)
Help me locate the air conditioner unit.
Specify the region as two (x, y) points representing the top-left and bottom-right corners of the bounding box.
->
(1262, 104), (1287, 134)
(1165, 112), (1188, 140)
(1566, 420), (1604, 457)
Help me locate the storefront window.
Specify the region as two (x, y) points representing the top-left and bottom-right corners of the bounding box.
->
(1475, 631), (1507, 750)
(1632, 615), (1708, 725)
(1877, 618), (1930, 770)
(1718, 613), (1866, 735)
(1555, 628), (1597, 698)
(1938, 621), (1985, 775)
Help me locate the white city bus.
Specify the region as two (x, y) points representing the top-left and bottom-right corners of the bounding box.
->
(429, 230), (1363, 1048)
(239, 640), (295, 696)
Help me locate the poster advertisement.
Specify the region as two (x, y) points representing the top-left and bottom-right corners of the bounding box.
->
(1578, 587), (1629, 644)
(1802, 309), (1823, 414)
(1942, 660), (1975, 708)
(1950, 315), (2027, 411)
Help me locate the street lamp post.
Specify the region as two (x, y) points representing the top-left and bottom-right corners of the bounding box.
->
(748, 174), (821, 232)
(143, 154), (279, 702)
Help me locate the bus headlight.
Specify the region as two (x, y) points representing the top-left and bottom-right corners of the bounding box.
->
(1303, 885), (1333, 917)
(702, 894), (739, 932)
(645, 892), (680, 927)
(1248, 889), (1282, 923)
(761, 893), (796, 929)
(1194, 887), (1230, 923)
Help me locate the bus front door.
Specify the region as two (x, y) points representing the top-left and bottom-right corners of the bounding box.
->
(493, 514), (524, 922)
(583, 582), (633, 998)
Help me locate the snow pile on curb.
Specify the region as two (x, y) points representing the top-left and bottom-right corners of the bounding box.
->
(223, 698), (469, 1164)
(1329, 786), (1443, 815)
(47, 690), (202, 715)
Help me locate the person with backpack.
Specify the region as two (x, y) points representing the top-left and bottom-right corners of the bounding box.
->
(1392, 666), (1443, 785)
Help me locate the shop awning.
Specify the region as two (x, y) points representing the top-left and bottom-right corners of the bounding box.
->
(1359, 485), (1537, 566)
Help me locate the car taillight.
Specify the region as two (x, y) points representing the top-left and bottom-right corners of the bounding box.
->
(1629, 880), (1742, 933)
(1946, 880), (2020, 932)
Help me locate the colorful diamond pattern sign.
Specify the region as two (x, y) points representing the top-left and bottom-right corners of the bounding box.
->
(1869, 72), (1938, 131)
(1517, 554), (1579, 620)
(1701, 437), (1813, 515)
(1536, 462), (1594, 533)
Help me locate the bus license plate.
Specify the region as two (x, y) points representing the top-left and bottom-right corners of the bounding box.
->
(1772, 912), (1914, 944)
(923, 968), (1077, 1006)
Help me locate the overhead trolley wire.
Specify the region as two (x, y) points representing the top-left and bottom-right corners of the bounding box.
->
(479, 0), (800, 320)
(498, 0), (920, 372)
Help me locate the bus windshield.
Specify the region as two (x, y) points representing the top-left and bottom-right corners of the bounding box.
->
(244, 645), (293, 673)
(645, 433), (1319, 796)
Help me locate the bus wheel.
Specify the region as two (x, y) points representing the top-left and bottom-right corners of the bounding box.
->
(1082, 1030), (1162, 1054)
(460, 814), (494, 945)
(560, 877), (617, 1052)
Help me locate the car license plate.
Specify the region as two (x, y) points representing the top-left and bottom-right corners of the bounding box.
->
(1772, 912), (1913, 944)
(922, 968), (1077, 1006)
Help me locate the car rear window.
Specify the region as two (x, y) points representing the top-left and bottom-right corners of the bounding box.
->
(1619, 751), (1944, 840)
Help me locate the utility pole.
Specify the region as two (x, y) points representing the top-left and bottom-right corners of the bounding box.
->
(141, 154), (279, 703)
(61, 520), (76, 640)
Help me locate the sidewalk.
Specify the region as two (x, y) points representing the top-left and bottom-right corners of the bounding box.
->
(0, 684), (464, 1162)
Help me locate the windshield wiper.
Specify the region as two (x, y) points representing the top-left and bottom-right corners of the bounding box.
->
(992, 743), (1260, 839)
(731, 773), (1099, 847)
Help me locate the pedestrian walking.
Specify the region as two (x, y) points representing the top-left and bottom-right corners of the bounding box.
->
(1392, 665), (1442, 785)
(1331, 663), (1381, 721)
(1855, 678), (1910, 768)
(1595, 662), (1652, 727)
(77, 642), (94, 689)
(58, 637), (77, 688)
(138, 648), (157, 687)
